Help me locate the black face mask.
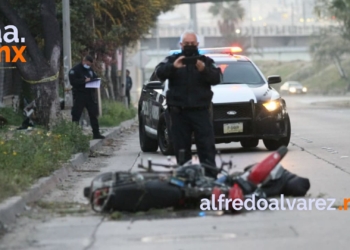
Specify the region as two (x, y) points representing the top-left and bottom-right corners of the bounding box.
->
(182, 45), (199, 57)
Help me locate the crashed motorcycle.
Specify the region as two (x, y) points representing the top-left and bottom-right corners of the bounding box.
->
(83, 146), (310, 213)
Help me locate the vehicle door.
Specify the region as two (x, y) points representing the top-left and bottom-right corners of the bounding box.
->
(140, 79), (153, 131)
(148, 73), (164, 132)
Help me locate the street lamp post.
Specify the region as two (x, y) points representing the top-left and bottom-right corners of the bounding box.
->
(249, 0), (254, 57)
(121, 45), (127, 107)
(139, 45), (148, 84)
(190, 3), (198, 33)
(156, 20), (160, 61)
(62, 0), (72, 108)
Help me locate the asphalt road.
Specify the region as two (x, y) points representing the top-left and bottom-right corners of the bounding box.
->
(1, 94), (350, 250)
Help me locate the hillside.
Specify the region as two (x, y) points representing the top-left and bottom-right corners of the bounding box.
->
(254, 59), (350, 95)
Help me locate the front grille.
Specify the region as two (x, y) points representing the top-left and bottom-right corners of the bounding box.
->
(213, 103), (253, 120)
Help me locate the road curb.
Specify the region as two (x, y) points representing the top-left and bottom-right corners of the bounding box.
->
(0, 116), (138, 233)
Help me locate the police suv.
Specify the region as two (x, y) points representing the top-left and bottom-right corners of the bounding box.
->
(138, 47), (291, 155)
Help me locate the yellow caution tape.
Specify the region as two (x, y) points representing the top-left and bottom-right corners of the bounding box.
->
(21, 71), (59, 84)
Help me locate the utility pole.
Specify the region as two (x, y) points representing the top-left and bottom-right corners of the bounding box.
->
(121, 45), (127, 107)
(249, 0), (254, 57)
(189, 4), (198, 33)
(62, 0), (72, 108)
(302, 0), (306, 28)
(139, 41), (143, 85)
(291, 2), (296, 45)
(156, 20), (160, 61)
(291, 2), (294, 27)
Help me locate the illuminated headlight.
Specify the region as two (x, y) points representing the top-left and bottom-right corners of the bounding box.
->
(289, 87), (296, 93)
(302, 87), (307, 92)
(263, 100), (280, 112)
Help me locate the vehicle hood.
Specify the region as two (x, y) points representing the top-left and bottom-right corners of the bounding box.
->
(290, 86), (303, 89)
(211, 83), (280, 104)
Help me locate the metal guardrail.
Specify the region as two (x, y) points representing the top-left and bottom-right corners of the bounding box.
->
(147, 25), (331, 38)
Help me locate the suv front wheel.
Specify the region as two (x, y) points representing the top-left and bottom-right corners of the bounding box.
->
(139, 116), (158, 152)
(158, 114), (174, 155)
(263, 114), (291, 151)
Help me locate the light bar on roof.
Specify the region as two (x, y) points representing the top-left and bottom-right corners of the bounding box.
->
(169, 46), (243, 55)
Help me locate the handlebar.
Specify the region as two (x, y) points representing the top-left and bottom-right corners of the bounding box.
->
(138, 156), (233, 175)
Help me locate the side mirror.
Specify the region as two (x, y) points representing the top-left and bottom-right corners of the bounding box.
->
(267, 75), (281, 84)
(145, 81), (164, 90)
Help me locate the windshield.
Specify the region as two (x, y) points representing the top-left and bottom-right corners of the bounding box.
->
(289, 82), (302, 87)
(217, 61), (265, 85)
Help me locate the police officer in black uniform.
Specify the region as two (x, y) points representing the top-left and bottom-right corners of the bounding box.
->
(69, 55), (105, 139)
(126, 69), (133, 107)
(155, 31), (221, 178)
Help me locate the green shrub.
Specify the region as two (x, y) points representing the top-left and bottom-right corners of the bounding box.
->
(0, 107), (23, 126)
(99, 99), (136, 127)
(0, 119), (90, 201)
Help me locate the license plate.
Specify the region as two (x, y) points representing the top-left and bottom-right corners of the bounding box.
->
(223, 123), (243, 134)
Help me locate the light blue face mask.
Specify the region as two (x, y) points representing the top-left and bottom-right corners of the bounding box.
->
(83, 64), (90, 69)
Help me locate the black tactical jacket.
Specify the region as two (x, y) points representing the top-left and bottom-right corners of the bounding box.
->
(155, 53), (221, 108)
(68, 63), (98, 96)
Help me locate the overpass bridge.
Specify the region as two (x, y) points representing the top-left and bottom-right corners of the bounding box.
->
(136, 23), (324, 77)
(146, 0), (326, 49)
(141, 24), (323, 50)
(136, 0), (325, 81)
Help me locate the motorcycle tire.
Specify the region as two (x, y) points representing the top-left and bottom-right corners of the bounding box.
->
(104, 180), (183, 212)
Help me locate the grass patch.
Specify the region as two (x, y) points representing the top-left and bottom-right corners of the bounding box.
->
(255, 60), (314, 90)
(0, 119), (90, 202)
(255, 60), (307, 81)
(99, 99), (136, 127)
(303, 59), (350, 94)
(0, 107), (23, 126)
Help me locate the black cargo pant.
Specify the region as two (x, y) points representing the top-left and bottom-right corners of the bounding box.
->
(71, 92), (100, 135)
(126, 89), (131, 106)
(168, 106), (218, 178)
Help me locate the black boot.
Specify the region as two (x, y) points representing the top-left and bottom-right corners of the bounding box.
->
(93, 132), (105, 139)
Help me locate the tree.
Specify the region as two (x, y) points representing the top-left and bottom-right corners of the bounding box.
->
(310, 28), (350, 91)
(208, 1), (245, 47)
(0, 0), (61, 127)
(315, 0), (350, 39)
(314, 0), (350, 91)
(310, 27), (350, 77)
(79, 0), (180, 101)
